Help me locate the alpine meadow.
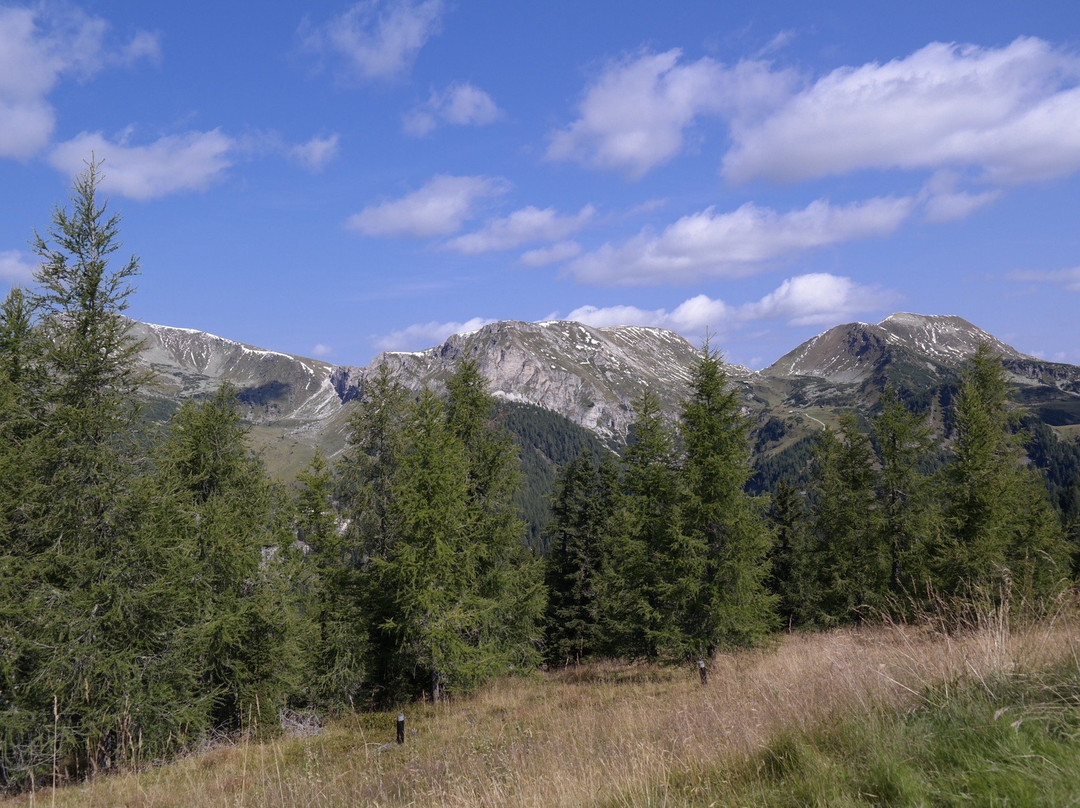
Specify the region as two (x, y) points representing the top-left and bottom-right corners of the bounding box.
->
(3, 161), (1080, 806)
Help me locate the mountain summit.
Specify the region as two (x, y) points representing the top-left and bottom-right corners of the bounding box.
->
(764, 313), (1025, 384)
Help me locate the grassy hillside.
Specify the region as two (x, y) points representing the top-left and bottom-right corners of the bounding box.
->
(8, 607), (1078, 807)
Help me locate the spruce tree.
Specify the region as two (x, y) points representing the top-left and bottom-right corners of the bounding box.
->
(678, 344), (777, 652)
(768, 479), (818, 630)
(807, 416), (884, 624)
(544, 451), (613, 663)
(873, 390), (939, 609)
(939, 344), (1069, 607)
(622, 391), (683, 657)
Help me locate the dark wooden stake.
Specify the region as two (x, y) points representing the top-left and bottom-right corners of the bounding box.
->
(698, 659), (708, 685)
(396, 713), (405, 744)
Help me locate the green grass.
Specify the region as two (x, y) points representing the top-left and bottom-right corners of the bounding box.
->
(650, 663), (1080, 807)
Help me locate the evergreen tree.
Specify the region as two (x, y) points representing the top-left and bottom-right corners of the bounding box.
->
(0, 161), (193, 787)
(768, 479), (818, 630)
(621, 391), (683, 657)
(807, 416), (884, 624)
(678, 343), (777, 652)
(544, 451), (617, 663)
(873, 389), (939, 608)
(154, 385), (304, 731)
(938, 344), (1069, 606)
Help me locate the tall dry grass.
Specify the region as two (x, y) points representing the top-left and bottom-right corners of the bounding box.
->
(7, 606), (1078, 808)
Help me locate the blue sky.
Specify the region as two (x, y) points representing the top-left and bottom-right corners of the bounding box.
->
(2, 1), (1079, 369)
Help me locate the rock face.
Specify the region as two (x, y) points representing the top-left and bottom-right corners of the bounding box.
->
(131, 320), (340, 421)
(330, 320), (715, 441)
(131, 312), (1080, 476)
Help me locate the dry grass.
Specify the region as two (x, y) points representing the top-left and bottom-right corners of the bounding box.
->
(6, 608), (1079, 808)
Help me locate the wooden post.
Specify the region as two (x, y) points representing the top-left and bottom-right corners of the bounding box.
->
(396, 713), (405, 744)
(698, 659), (707, 685)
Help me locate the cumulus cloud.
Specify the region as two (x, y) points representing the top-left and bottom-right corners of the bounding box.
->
(723, 37), (1080, 185)
(562, 273), (894, 340)
(520, 241), (582, 267)
(1008, 266), (1080, 291)
(289, 133), (340, 172)
(347, 175), (508, 238)
(445, 205), (594, 254)
(739, 273), (899, 325)
(566, 196), (915, 286)
(547, 49), (796, 179)
(301, 0), (442, 82)
(49, 130), (233, 200)
(403, 82), (502, 136)
(0, 250), (37, 284)
(0, 5), (158, 159)
(375, 316), (494, 351)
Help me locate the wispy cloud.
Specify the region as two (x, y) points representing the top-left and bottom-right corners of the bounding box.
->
(1008, 266), (1080, 291)
(547, 48), (795, 179)
(289, 133), (340, 172)
(404, 82), (502, 136)
(446, 205), (594, 254)
(347, 175), (509, 238)
(723, 37), (1080, 185)
(520, 241), (582, 267)
(49, 129), (233, 200)
(565, 196), (915, 285)
(0, 250), (37, 284)
(375, 315), (495, 351)
(0, 5), (158, 159)
(301, 0), (443, 82)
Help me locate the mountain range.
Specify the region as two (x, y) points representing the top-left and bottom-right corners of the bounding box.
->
(130, 313), (1080, 484)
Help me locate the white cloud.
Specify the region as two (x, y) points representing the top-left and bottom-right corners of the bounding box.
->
(561, 273), (894, 339)
(302, 0), (443, 82)
(520, 241), (582, 267)
(290, 133), (340, 172)
(445, 205), (594, 254)
(403, 82), (502, 136)
(739, 273), (899, 325)
(347, 175), (508, 238)
(0, 250), (37, 284)
(723, 37), (1080, 185)
(919, 170), (1002, 223)
(0, 5), (158, 159)
(1008, 266), (1080, 291)
(375, 316), (494, 351)
(49, 130), (233, 200)
(547, 49), (796, 179)
(567, 196), (915, 286)
(311, 343), (333, 357)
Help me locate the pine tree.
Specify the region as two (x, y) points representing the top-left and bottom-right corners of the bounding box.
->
(678, 343), (777, 651)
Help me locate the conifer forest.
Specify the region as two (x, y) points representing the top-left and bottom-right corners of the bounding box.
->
(1, 166), (1076, 793)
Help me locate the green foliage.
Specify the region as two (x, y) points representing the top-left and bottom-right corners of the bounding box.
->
(677, 343), (777, 651)
(543, 450), (626, 663)
(340, 361), (543, 703)
(937, 345), (1070, 606)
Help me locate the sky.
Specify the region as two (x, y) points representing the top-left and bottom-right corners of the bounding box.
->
(2, 1), (1080, 370)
